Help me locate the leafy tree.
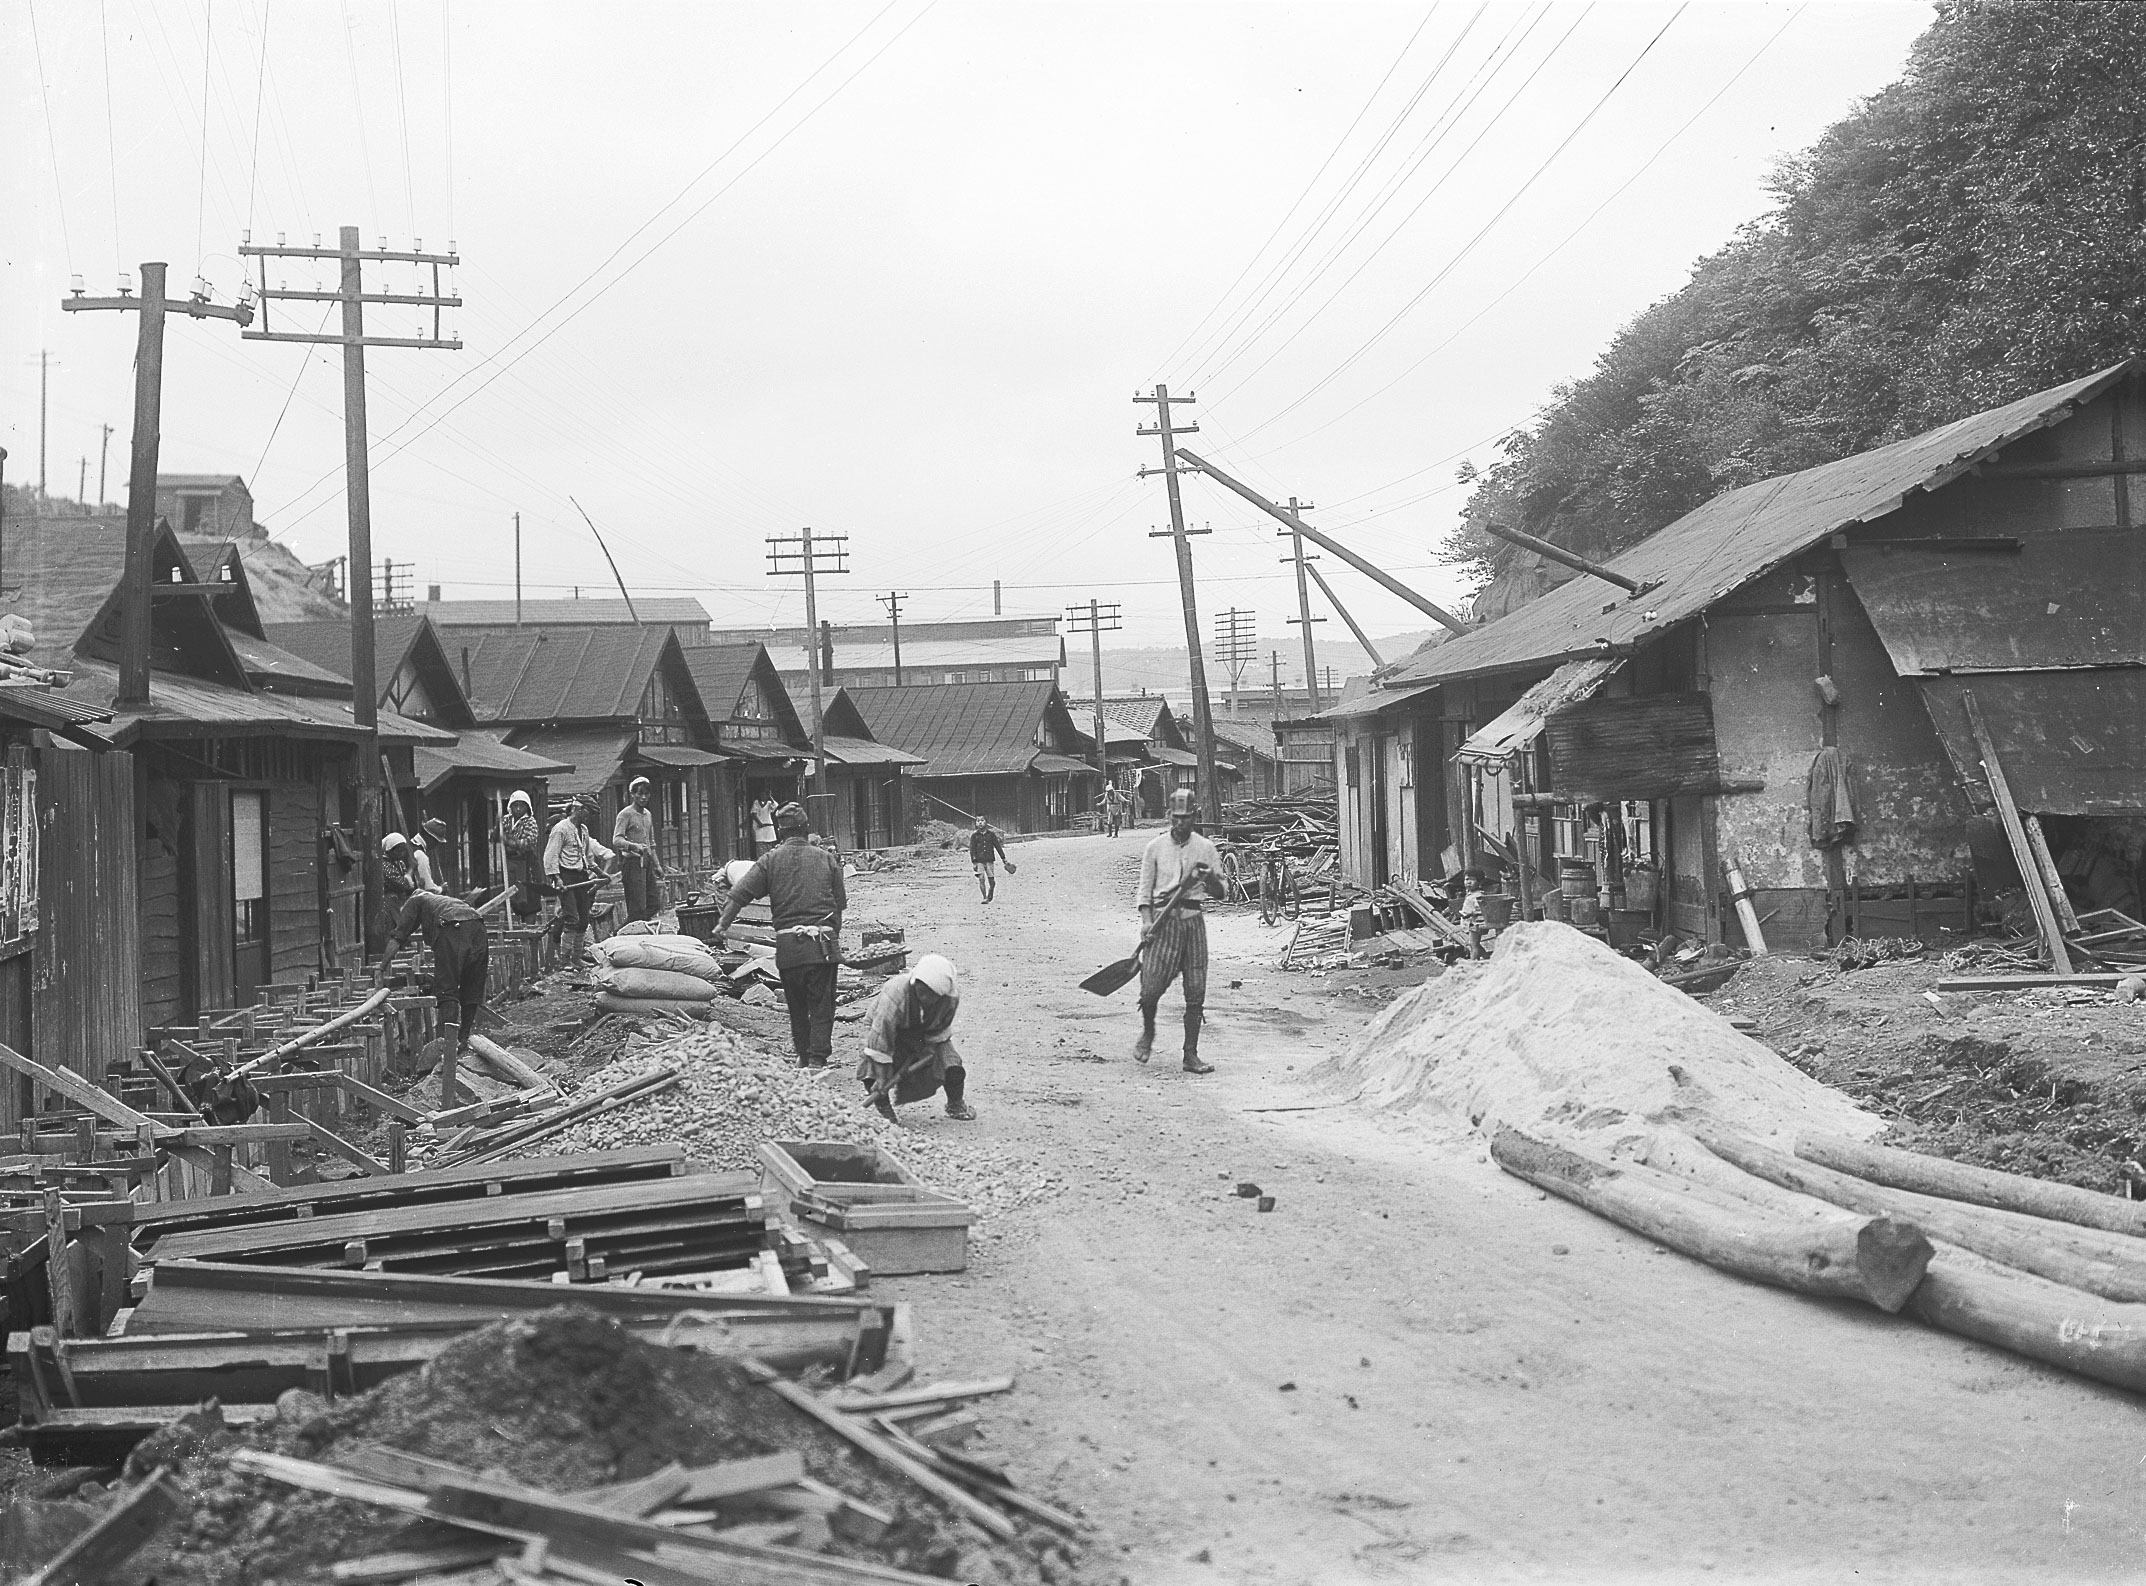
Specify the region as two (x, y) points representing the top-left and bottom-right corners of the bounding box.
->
(1446, 0), (2146, 603)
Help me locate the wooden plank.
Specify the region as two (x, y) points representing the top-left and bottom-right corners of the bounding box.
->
(308, 1119), (392, 1177)
(2022, 814), (2082, 934)
(1933, 973), (2126, 992)
(672, 1452), (809, 1506)
(1963, 693), (2073, 973)
(329, 1541), (508, 1582)
(744, 1364), (1017, 1540)
(0, 1044), (175, 1138)
(22, 1467), (186, 1586)
(825, 1377), (1014, 1414)
(42, 1189), (77, 1337)
(338, 1072), (427, 1124)
(574, 1461), (694, 1517)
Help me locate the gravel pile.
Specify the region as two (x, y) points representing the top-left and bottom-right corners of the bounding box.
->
(497, 1020), (1059, 1229)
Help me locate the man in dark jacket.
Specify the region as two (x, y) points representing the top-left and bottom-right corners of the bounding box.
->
(968, 814), (1015, 903)
(712, 802), (846, 1067)
(381, 889), (490, 1059)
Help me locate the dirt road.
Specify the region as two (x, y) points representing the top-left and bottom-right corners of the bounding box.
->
(847, 833), (2143, 1585)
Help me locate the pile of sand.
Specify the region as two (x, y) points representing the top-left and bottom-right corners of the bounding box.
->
(1312, 922), (1878, 1149)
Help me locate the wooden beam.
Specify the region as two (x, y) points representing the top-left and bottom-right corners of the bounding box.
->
(2022, 814), (2082, 933)
(1934, 972), (2127, 992)
(307, 1119), (392, 1176)
(1963, 692), (2072, 972)
(0, 1045), (176, 1139)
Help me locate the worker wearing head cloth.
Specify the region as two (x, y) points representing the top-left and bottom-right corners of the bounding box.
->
(613, 775), (660, 923)
(1132, 787), (1224, 1073)
(501, 791), (544, 921)
(858, 953), (974, 1121)
(713, 802), (846, 1068)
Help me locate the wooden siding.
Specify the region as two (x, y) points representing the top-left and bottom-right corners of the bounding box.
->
(1546, 694), (1722, 804)
(29, 744), (141, 1094)
(270, 779), (321, 983)
(139, 773), (185, 1028)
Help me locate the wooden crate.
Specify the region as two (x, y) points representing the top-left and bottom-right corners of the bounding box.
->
(758, 1141), (971, 1276)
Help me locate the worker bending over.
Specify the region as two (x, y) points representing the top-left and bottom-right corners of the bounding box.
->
(713, 802), (845, 1068)
(1134, 787), (1224, 1072)
(544, 795), (614, 963)
(614, 776), (660, 922)
(382, 889), (490, 1061)
(859, 954), (975, 1121)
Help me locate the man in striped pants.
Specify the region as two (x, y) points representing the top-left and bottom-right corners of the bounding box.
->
(1134, 787), (1224, 1073)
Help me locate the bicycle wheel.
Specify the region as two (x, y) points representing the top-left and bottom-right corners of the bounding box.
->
(1219, 848), (1244, 903)
(1259, 860), (1283, 925)
(1280, 863), (1302, 919)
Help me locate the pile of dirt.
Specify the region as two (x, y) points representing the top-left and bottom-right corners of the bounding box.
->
(916, 819), (970, 851)
(1709, 954), (2146, 1195)
(127, 1308), (1069, 1585)
(1311, 921), (1877, 1147)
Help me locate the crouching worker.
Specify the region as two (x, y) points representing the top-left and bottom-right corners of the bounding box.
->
(381, 889), (490, 1059)
(858, 954), (975, 1122)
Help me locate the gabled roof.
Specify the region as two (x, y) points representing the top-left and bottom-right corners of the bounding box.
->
(263, 615), (480, 729)
(10, 517), (250, 691)
(414, 731), (574, 794)
(1208, 717), (1279, 757)
(844, 681), (1090, 776)
(56, 656), (453, 748)
(506, 725), (636, 798)
(437, 624), (703, 726)
(223, 627), (352, 696)
(1379, 361), (2137, 692)
(679, 643), (807, 745)
(419, 597), (710, 628)
(799, 688), (927, 767)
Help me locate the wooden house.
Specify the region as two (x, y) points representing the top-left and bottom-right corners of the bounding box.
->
(797, 688), (926, 851)
(264, 615), (571, 896)
(1325, 361), (2146, 951)
(442, 623), (725, 881)
(13, 518), (452, 1032)
(845, 681), (1098, 834)
(1210, 717), (1285, 803)
(679, 643), (812, 862)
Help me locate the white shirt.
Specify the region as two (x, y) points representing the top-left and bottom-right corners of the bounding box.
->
(543, 816), (614, 877)
(750, 798), (778, 842)
(1137, 829), (1221, 909)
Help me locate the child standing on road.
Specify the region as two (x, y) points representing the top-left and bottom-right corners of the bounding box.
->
(969, 815), (1015, 903)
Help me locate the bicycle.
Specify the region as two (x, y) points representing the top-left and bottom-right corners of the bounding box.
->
(1258, 844), (1301, 926)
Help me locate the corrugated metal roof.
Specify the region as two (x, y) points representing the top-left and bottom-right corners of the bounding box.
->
(680, 644), (761, 721)
(844, 681), (1076, 776)
(0, 683), (114, 731)
(507, 726), (635, 796)
(1455, 658), (1623, 764)
(633, 744), (724, 768)
(262, 614), (428, 681)
(1316, 679), (1439, 720)
(437, 624), (672, 723)
(1380, 362), (2135, 691)
(224, 627), (351, 690)
(1147, 745), (1200, 767)
(415, 732), (574, 793)
(1841, 528), (2146, 673)
(58, 657), (454, 745)
(1921, 672), (2146, 815)
(1031, 753), (1099, 776)
(819, 735), (926, 767)
(721, 739), (805, 762)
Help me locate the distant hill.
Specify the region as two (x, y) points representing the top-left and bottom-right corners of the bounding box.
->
(1090, 631), (1439, 699)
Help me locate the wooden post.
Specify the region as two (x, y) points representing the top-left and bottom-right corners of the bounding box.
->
(117, 265), (168, 708)
(42, 1188), (77, 1337)
(1963, 693), (2072, 973)
(386, 1120), (406, 1174)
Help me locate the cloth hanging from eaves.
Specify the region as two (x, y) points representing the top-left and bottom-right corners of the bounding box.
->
(1806, 745), (1858, 848)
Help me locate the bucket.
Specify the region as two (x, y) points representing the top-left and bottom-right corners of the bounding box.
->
(1624, 868), (1660, 911)
(1569, 895), (1601, 929)
(1478, 892), (1515, 930)
(1558, 858), (1598, 900)
(675, 902), (724, 944)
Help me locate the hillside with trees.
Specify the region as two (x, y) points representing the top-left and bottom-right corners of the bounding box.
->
(1447, 0), (2146, 605)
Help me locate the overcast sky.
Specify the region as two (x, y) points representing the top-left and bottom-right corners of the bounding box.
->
(6, 0), (1932, 673)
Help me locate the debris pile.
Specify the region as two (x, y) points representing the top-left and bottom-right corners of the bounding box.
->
(1312, 920), (1877, 1147)
(48, 1308), (1078, 1586)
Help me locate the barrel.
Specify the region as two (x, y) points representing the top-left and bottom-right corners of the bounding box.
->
(1558, 858), (1598, 900)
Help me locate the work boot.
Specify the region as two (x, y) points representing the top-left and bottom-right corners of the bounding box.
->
(1133, 1006), (1155, 1064)
(1183, 1013), (1213, 1075)
(943, 1067), (976, 1120)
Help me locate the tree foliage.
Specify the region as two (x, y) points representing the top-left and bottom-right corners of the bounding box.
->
(1447, 0), (2146, 600)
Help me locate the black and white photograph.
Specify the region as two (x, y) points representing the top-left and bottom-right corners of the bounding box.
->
(4, 2), (2145, 1581)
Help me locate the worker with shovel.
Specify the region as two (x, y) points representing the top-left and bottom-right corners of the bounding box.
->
(544, 795), (615, 964)
(1134, 787), (1224, 1072)
(712, 801), (846, 1069)
(859, 954), (975, 1121)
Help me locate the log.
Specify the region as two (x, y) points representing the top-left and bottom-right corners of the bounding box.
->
(1934, 973), (2126, 992)
(231, 988), (392, 1078)
(465, 1033), (550, 1090)
(1697, 1130), (2146, 1304)
(1489, 1125), (1931, 1311)
(1909, 1246), (2146, 1394)
(1798, 1131), (2146, 1240)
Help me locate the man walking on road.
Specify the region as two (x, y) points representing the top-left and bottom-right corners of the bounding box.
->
(1134, 787), (1224, 1073)
(713, 802), (846, 1068)
(969, 814), (1015, 903)
(613, 776), (659, 923)
(858, 953), (975, 1121)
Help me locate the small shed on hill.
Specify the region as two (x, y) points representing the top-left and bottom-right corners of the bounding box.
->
(1327, 360), (2146, 950)
(845, 681), (1098, 834)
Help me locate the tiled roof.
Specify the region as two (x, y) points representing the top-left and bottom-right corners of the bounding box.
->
(1376, 360), (2136, 693)
(436, 624), (672, 723)
(843, 681), (1077, 776)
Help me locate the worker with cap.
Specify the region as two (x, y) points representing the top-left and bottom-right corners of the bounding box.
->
(858, 953), (975, 1121)
(380, 887), (490, 1065)
(543, 795), (615, 963)
(712, 801), (845, 1068)
(502, 791), (544, 921)
(417, 816), (458, 896)
(1133, 786), (1225, 1072)
(613, 776), (659, 923)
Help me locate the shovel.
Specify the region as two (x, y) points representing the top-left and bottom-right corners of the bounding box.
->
(1080, 872), (1201, 997)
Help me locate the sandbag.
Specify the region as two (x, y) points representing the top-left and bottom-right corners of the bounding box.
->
(594, 932), (710, 959)
(594, 965), (720, 1002)
(595, 991), (713, 1019)
(592, 937), (724, 981)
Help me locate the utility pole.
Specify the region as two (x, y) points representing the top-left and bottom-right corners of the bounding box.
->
(877, 590), (907, 686)
(1269, 649), (1282, 708)
(1305, 556), (1385, 668)
(1066, 598), (1122, 785)
(513, 512), (522, 625)
(62, 264), (256, 706)
(38, 350), (50, 502)
(76, 458), (87, 509)
(98, 424), (113, 507)
(1213, 607), (1257, 717)
(767, 528), (850, 817)
(240, 226), (461, 956)
(1135, 385), (1221, 820)
(1279, 497), (1326, 714)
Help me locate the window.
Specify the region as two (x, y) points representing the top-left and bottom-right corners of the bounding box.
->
(231, 791), (268, 945)
(182, 495), (209, 533)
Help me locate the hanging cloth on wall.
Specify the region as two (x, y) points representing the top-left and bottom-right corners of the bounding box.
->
(1806, 745), (1858, 848)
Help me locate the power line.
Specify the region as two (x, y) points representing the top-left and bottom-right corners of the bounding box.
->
(195, 0), (216, 271)
(27, 0), (75, 274)
(100, 0), (124, 276)
(1236, 3), (1688, 442)
(387, 0), (418, 242)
